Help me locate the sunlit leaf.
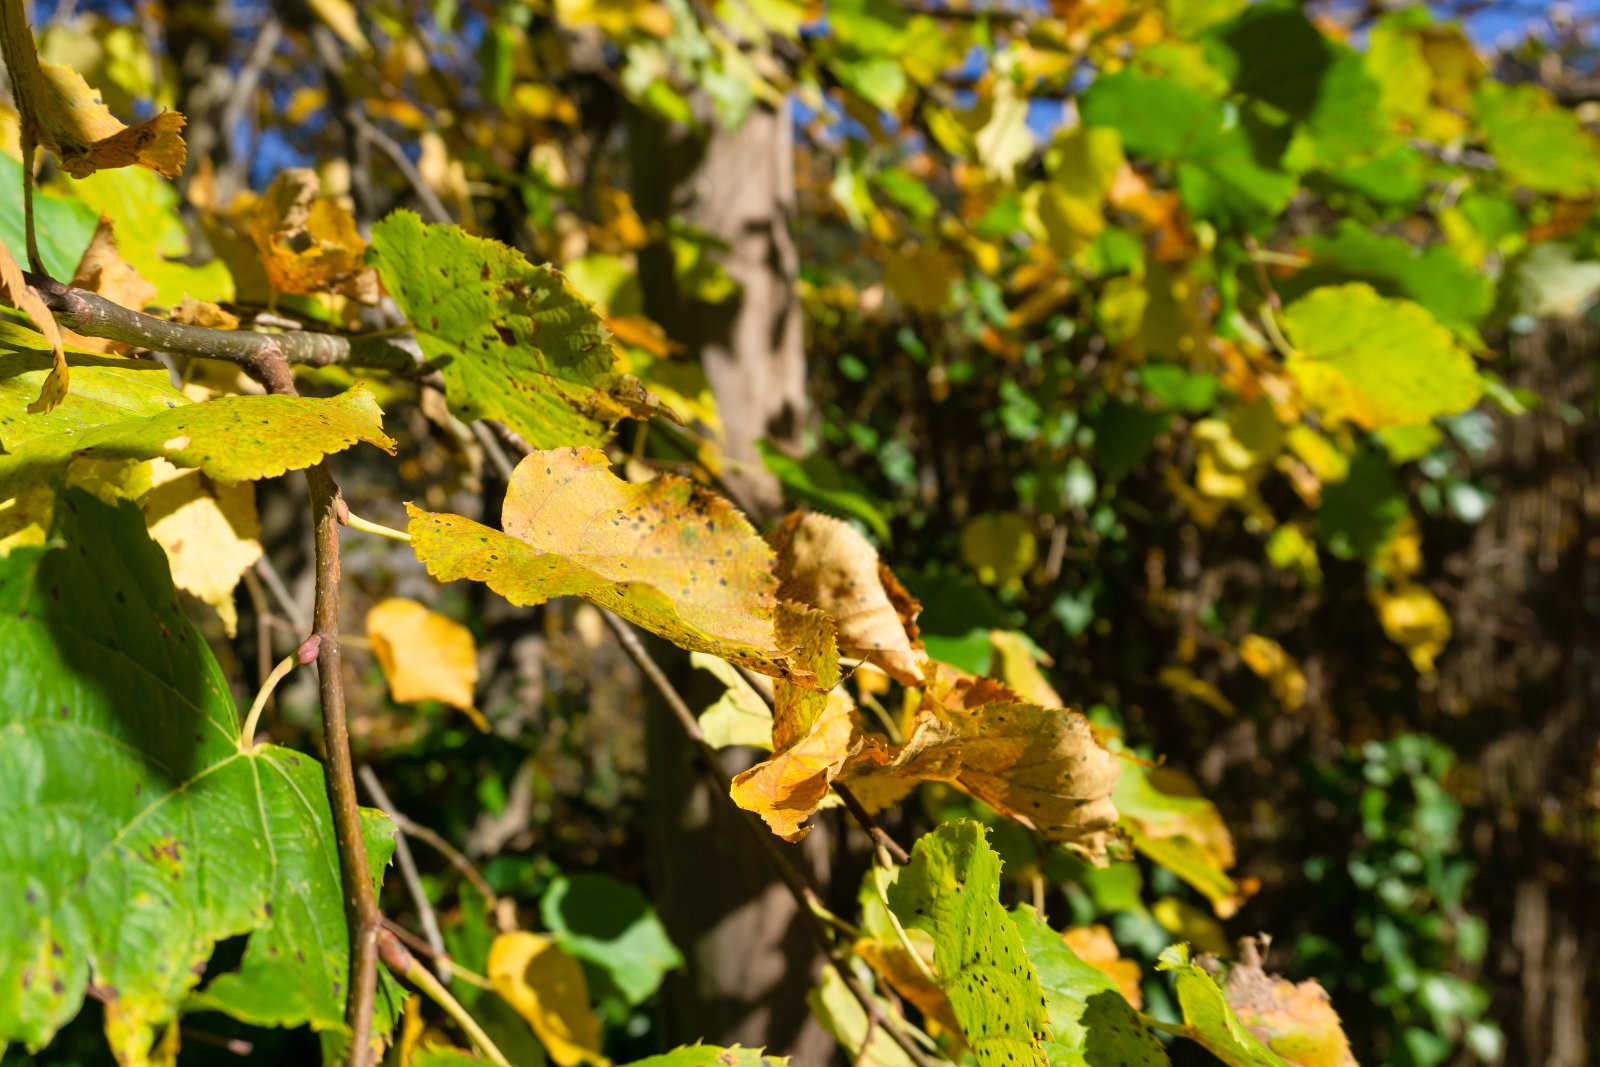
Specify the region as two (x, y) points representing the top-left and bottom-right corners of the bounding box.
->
(1156, 945), (1292, 1067)
(1223, 940), (1357, 1067)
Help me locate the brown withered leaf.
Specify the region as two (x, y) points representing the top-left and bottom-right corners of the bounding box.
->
(770, 511), (925, 685)
(0, 0), (185, 178)
(1224, 939), (1357, 1067)
(0, 237), (67, 412)
(238, 168), (377, 301)
(67, 218), (157, 352)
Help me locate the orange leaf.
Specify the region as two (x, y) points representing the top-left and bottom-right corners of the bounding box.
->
(1061, 925), (1143, 1009)
(1224, 939), (1358, 1067)
(366, 597), (485, 729)
(237, 169), (377, 301)
(0, 236), (67, 412)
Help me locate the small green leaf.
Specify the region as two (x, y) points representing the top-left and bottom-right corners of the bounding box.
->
(0, 490), (399, 1060)
(1156, 945), (1293, 1067)
(1475, 81), (1600, 196)
(540, 873), (684, 1006)
(369, 210), (660, 448)
(888, 820), (1049, 1067)
(1281, 284), (1481, 429)
(0, 154), (98, 279)
(623, 1046), (788, 1067)
(1010, 906), (1167, 1067)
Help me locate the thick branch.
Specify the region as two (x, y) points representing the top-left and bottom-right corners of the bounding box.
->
(25, 273), (417, 372)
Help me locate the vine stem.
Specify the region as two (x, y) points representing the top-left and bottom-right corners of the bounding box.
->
(250, 349), (382, 1067)
(378, 929), (512, 1067)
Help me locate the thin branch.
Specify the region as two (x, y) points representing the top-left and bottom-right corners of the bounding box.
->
(254, 555), (311, 633)
(387, 811), (500, 910)
(834, 783), (910, 864)
(360, 765), (451, 982)
(24, 272), (418, 372)
(249, 349), (382, 1067)
(379, 929), (513, 1067)
(381, 919), (492, 989)
(352, 112), (456, 226)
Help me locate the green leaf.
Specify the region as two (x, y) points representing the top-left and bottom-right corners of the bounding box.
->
(1475, 81), (1600, 196)
(1317, 447), (1406, 562)
(1081, 70), (1294, 225)
(540, 873), (684, 1006)
(1289, 222), (1493, 339)
(806, 967), (917, 1067)
(1009, 907), (1168, 1067)
(1114, 759), (1247, 919)
(1156, 945), (1293, 1067)
(1139, 364), (1218, 413)
(888, 820), (1049, 1067)
(369, 211), (660, 449)
(60, 168), (235, 305)
(0, 154), (98, 279)
(623, 1046), (788, 1067)
(1281, 284), (1482, 429)
(758, 441), (891, 542)
(0, 349), (396, 496)
(406, 447), (792, 676)
(692, 651), (775, 750)
(0, 490), (399, 1060)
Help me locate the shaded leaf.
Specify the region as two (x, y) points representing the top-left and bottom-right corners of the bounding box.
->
(141, 460), (261, 637)
(0, 235), (67, 414)
(0, 153), (98, 279)
(0, 490), (399, 1059)
(488, 932), (608, 1067)
(406, 448), (794, 677)
(1114, 757), (1251, 918)
(691, 651), (774, 750)
(805, 966), (917, 1067)
(540, 873), (684, 1007)
(370, 211), (660, 449)
(887, 820), (1048, 1067)
(366, 597), (483, 727)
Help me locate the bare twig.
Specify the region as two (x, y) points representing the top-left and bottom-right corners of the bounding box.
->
(387, 810), (500, 910)
(352, 112), (456, 226)
(249, 349), (382, 1067)
(359, 766), (451, 981)
(253, 555), (311, 632)
(834, 783), (910, 864)
(379, 929), (512, 1067)
(381, 919), (491, 989)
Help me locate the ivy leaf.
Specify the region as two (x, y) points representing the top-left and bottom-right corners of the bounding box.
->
(1009, 906), (1167, 1067)
(0, 351), (396, 495)
(0, 490), (399, 1061)
(887, 820), (1049, 1067)
(1281, 284), (1482, 429)
(406, 447), (796, 677)
(1223, 940), (1357, 1067)
(0, 0), (185, 179)
(369, 211), (660, 449)
(1156, 945), (1293, 1067)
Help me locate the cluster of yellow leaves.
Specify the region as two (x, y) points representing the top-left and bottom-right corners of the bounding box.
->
(1369, 518), (1451, 674)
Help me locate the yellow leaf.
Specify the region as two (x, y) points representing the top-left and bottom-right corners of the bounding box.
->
(236, 168), (377, 301)
(770, 512), (925, 685)
(1238, 635), (1306, 711)
(306, 0), (369, 53)
(852, 936), (964, 1039)
(1113, 754), (1252, 918)
(488, 932), (609, 1067)
(0, 232), (67, 412)
(171, 296), (239, 330)
(1061, 925), (1143, 1009)
(141, 461), (262, 637)
(1157, 665), (1236, 715)
(0, 0), (184, 179)
(1224, 938), (1358, 1067)
(959, 512), (1037, 587)
(986, 630), (1062, 708)
(1151, 897), (1229, 958)
(883, 243), (959, 313)
(366, 597), (485, 728)
(407, 448), (797, 678)
(1370, 581), (1450, 674)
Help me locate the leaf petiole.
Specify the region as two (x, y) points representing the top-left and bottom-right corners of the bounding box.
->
(240, 652), (299, 748)
(343, 511), (412, 543)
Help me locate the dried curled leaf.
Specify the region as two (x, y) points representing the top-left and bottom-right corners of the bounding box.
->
(237, 169), (377, 301)
(769, 511), (924, 685)
(487, 932), (609, 1067)
(366, 597), (484, 728)
(1224, 939), (1358, 1067)
(406, 448), (795, 677)
(0, 0), (185, 178)
(0, 237), (66, 412)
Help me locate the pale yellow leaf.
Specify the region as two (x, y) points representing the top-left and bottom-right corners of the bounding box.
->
(488, 932), (608, 1067)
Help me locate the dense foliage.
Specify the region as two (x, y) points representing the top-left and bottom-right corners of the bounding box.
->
(0, 0), (1596, 1065)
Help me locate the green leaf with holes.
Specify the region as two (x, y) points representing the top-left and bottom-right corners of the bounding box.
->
(1010, 906), (1168, 1067)
(0, 342), (395, 497)
(0, 490), (400, 1062)
(888, 820), (1049, 1067)
(369, 210), (662, 448)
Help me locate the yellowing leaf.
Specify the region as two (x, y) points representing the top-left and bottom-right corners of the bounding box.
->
(883, 243), (959, 313)
(1060, 925), (1143, 1009)
(1158, 944), (1294, 1067)
(0, 0), (185, 178)
(1223, 939), (1357, 1067)
(1026, 126), (1124, 257)
(770, 512), (924, 685)
(1238, 635), (1306, 711)
(691, 652), (774, 750)
(487, 932), (608, 1067)
(65, 217), (156, 354)
(1152, 898), (1229, 959)
(0, 233), (67, 413)
(851, 936), (963, 1040)
(1370, 581), (1450, 674)
(237, 168), (377, 301)
(1115, 756), (1252, 918)
(806, 966), (917, 1067)
(1282, 285), (1482, 429)
(141, 461), (262, 637)
(366, 598), (484, 728)
(959, 512), (1037, 588)
(987, 631), (1062, 709)
(407, 448), (795, 677)
(1158, 665), (1236, 715)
